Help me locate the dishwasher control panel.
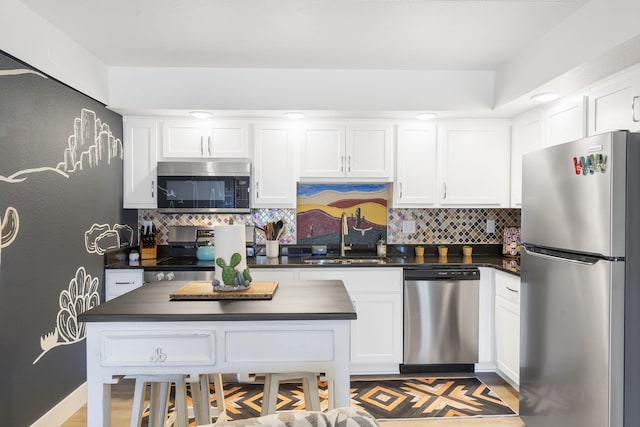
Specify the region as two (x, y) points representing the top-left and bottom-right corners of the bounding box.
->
(404, 267), (480, 280)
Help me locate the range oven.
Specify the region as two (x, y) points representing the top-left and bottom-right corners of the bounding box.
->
(156, 161), (251, 213)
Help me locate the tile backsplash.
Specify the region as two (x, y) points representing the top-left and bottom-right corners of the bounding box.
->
(140, 207), (520, 246)
(387, 208), (521, 244)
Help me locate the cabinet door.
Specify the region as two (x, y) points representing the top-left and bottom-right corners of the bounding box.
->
(495, 297), (520, 388)
(438, 121), (511, 206)
(394, 124), (438, 207)
(511, 113), (543, 208)
(494, 271), (520, 388)
(544, 95), (586, 147)
(298, 268), (403, 374)
(205, 121), (249, 158)
(123, 117), (158, 209)
(299, 123), (346, 178)
(162, 120), (208, 158)
(588, 67), (640, 136)
(345, 123), (394, 180)
(162, 120), (249, 158)
(252, 123), (297, 208)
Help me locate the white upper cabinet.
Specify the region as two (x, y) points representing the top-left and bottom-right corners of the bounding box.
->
(299, 122), (393, 181)
(161, 119), (249, 159)
(345, 123), (394, 179)
(252, 122), (297, 208)
(123, 117), (158, 209)
(437, 121), (511, 207)
(511, 112), (543, 208)
(588, 66), (640, 136)
(393, 124), (438, 207)
(544, 95), (586, 147)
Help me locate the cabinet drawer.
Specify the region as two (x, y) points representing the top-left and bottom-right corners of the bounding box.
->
(101, 331), (216, 366)
(225, 330), (334, 362)
(105, 269), (144, 301)
(495, 273), (520, 304)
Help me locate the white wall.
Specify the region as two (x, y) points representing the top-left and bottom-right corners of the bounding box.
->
(1, 0), (109, 102)
(108, 66), (495, 112)
(495, 0), (640, 108)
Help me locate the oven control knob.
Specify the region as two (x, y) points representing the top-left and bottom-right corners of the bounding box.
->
(155, 272), (165, 281)
(166, 272), (175, 281)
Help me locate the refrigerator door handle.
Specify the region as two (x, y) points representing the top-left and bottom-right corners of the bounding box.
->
(523, 245), (599, 266)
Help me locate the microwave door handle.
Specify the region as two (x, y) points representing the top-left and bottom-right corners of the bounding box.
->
(200, 136), (204, 156)
(208, 136), (212, 156)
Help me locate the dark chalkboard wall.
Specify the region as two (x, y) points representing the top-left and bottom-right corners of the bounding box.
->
(0, 52), (136, 425)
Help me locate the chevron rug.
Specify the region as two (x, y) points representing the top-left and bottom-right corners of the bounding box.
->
(143, 377), (516, 423)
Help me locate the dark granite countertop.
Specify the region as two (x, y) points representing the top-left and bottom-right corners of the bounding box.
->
(79, 280), (357, 322)
(107, 254), (520, 276)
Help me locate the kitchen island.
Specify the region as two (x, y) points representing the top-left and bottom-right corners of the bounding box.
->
(79, 280), (356, 427)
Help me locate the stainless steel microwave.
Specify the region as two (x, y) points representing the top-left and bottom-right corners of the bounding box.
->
(156, 161), (251, 213)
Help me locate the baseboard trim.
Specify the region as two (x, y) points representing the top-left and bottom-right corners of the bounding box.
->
(31, 382), (87, 427)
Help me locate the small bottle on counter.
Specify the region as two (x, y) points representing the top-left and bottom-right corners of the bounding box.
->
(376, 235), (387, 257)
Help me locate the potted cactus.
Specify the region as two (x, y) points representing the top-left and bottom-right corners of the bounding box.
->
(462, 245), (473, 256)
(213, 252), (252, 290)
(437, 245), (448, 257)
(414, 245), (425, 257)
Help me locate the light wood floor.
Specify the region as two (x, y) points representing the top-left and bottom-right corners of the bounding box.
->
(62, 372), (523, 427)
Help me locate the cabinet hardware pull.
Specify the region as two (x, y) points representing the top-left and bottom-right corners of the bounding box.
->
(506, 286), (519, 293)
(256, 181), (260, 198)
(208, 136), (212, 155)
(341, 156), (345, 172)
(633, 96), (640, 122)
(115, 281), (135, 285)
(399, 182), (403, 198)
(150, 346), (167, 363)
(442, 183), (447, 199)
(347, 155), (352, 172)
(200, 136), (204, 155)
(151, 180), (155, 198)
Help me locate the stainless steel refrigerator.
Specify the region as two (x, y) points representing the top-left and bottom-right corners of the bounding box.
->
(520, 131), (640, 427)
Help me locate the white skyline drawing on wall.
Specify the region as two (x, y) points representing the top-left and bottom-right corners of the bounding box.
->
(85, 223), (134, 255)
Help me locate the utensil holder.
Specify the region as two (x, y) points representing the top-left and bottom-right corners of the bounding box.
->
(265, 240), (279, 258)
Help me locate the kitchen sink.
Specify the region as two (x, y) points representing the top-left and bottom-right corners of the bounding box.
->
(303, 256), (389, 265)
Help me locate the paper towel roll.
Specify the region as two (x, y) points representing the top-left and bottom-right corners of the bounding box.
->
(214, 224), (247, 283)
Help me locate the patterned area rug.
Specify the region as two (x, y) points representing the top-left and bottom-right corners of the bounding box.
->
(143, 377), (516, 423)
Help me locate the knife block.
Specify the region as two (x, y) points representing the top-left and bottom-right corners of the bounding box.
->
(140, 245), (157, 260)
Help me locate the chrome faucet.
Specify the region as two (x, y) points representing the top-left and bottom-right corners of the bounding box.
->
(340, 212), (352, 257)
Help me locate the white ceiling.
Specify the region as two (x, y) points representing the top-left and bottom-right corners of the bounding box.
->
(21, 0), (588, 71)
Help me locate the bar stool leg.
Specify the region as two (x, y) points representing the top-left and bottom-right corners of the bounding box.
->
(130, 380), (148, 427)
(211, 373), (228, 424)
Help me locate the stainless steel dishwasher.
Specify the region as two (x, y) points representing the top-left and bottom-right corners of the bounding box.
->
(402, 267), (480, 373)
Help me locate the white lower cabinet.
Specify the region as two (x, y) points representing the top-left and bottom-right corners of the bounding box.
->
(252, 267), (403, 374)
(494, 270), (520, 389)
(105, 269), (144, 301)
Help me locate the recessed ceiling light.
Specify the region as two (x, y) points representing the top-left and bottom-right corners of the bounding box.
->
(531, 92), (559, 103)
(416, 112), (436, 120)
(284, 112), (305, 120)
(189, 111), (211, 119)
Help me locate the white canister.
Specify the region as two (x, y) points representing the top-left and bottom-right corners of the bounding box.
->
(265, 240), (279, 258)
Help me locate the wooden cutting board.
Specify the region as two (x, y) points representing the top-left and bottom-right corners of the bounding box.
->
(170, 281), (278, 300)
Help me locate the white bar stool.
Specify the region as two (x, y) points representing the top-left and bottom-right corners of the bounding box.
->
(261, 372), (321, 416)
(130, 373), (227, 427)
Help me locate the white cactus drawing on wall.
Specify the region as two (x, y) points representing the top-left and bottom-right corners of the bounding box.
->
(33, 267), (100, 364)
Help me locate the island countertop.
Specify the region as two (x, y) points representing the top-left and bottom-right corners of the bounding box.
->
(79, 279), (357, 323)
